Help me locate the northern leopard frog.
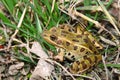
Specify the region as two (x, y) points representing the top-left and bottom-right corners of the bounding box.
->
(42, 24), (102, 73)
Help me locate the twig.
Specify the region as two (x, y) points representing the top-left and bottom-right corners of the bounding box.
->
(99, 36), (116, 46)
(102, 56), (109, 80)
(97, 0), (120, 35)
(51, 0), (55, 13)
(7, 6), (27, 50)
(91, 71), (101, 80)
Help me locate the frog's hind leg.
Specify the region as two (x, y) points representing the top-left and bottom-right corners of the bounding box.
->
(75, 24), (103, 49)
(69, 54), (102, 74)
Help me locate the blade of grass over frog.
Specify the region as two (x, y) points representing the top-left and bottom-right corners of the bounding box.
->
(43, 40), (56, 52)
(97, 0), (120, 35)
(35, 13), (42, 33)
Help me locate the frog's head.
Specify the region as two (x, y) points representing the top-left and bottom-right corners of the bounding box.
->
(42, 27), (60, 45)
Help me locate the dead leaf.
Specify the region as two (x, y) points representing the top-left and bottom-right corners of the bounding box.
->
(30, 59), (54, 80)
(30, 42), (48, 58)
(20, 65), (30, 75)
(8, 62), (24, 75)
(30, 42), (54, 80)
(0, 65), (5, 73)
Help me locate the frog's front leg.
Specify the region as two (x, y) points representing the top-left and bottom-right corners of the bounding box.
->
(53, 48), (65, 62)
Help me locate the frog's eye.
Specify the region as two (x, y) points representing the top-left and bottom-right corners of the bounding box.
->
(50, 35), (58, 41)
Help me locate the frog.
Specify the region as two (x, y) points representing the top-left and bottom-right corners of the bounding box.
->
(42, 24), (102, 73)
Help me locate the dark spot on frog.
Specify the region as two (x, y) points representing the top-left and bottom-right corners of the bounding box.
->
(92, 40), (95, 44)
(56, 40), (62, 45)
(61, 33), (67, 37)
(96, 46), (101, 49)
(72, 39), (79, 42)
(81, 31), (84, 35)
(76, 61), (80, 65)
(93, 50), (98, 54)
(71, 55), (75, 60)
(61, 30), (69, 37)
(68, 52), (71, 56)
(80, 48), (85, 52)
(81, 61), (87, 69)
(50, 35), (58, 41)
(85, 52), (90, 55)
(94, 55), (98, 63)
(76, 35), (82, 38)
(66, 41), (70, 46)
(60, 25), (65, 29)
(83, 38), (88, 43)
(61, 31), (69, 34)
(83, 56), (92, 63)
(68, 28), (72, 32)
(89, 45), (93, 50)
(74, 46), (78, 50)
(85, 33), (89, 36)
